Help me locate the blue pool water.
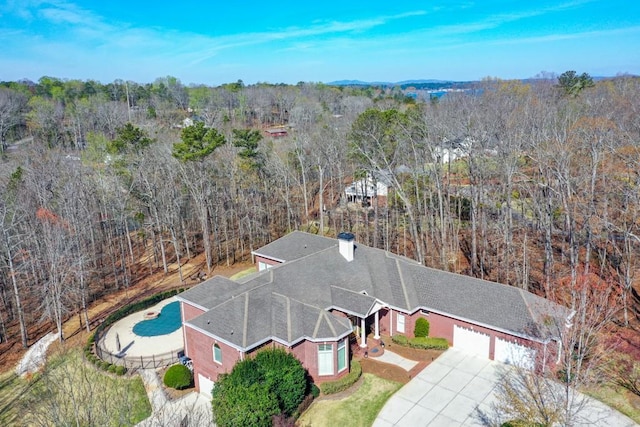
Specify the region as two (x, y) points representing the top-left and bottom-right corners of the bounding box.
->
(133, 301), (181, 337)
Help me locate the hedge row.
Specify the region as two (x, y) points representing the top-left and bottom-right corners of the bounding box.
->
(391, 335), (449, 350)
(319, 360), (362, 395)
(83, 340), (127, 375)
(84, 288), (185, 375)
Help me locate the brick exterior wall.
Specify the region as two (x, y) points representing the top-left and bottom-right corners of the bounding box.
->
(378, 308), (391, 336)
(180, 301), (205, 323)
(246, 339), (350, 384)
(254, 255), (282, 270)
(184, 325), (242, 392)
(294, 339), (350, 384)
(420, 310), (556, 371)
(186, 325), (351, 394)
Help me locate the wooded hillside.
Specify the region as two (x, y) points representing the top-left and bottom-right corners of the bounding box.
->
(0, 75), (639, 366)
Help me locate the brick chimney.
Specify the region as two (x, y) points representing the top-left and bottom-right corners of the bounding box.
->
(337, 232), (355, 262)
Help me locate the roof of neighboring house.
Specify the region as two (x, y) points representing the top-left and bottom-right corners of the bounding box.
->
(181, 231), (569, 351)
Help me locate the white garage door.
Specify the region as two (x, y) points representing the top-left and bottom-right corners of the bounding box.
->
(494, 337), (536, 370)
(198, 373), (215, 399)
(453, 325), (490, 358)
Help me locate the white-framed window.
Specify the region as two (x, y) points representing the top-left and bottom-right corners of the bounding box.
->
(337, 339), (347, 372)
(213, 343), (222, 364)
(397, 313), (406, 333)
(318, 343), (334, 376)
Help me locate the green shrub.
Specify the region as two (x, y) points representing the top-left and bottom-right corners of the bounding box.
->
(212, 348), (309, 427)
(254, 349), (307, 416)
(108, 364), (117, 373)
(391, 335), (408, 345)
(163, 364), (193, 390)
(320, 360), (362, 395)
(310, 383), (320, 398)
(414, 317), (430, 338)
(392, 335), (448, 350)
(115, 365), (127, 376)
(408, 337), (449, 350)
(100, 361), (110, 371)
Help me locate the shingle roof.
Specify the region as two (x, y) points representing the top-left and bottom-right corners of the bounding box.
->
(251, 231), (337, 262)
(182, 231), (569, 351)
(185, 279), (352, 349)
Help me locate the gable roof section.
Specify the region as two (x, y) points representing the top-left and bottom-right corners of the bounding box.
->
(177, 275), (252, 311)
(329, 286), (377, 317)
(251, 231), (337, 263)
(184, 279), (352, 351)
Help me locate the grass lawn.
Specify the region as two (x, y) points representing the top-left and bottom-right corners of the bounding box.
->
(297, 373), (402, 427)
(229, 266), (257, 280)
(0, 370), (30, 426)
(1, 347), (151, 427)
(585, 385), (640, 424)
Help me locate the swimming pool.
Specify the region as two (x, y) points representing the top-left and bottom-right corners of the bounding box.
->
(132, 301), (182, 337)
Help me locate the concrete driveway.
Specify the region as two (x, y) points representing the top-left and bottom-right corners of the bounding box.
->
(374, 349), (638, 427)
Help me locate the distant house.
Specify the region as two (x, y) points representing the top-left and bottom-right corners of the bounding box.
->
(178, 231), (570, 397)
(264, 127), (288, 138)
(432, 137), (473, 164)
(179, 115), (205, 129)
(344, 172), (392, 207)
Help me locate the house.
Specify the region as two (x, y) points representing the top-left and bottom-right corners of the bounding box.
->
(432, 137), (472, 164)
(178, 231), (570, 397)
(343, 172), (392, 207)
(264, 127), (288, 138)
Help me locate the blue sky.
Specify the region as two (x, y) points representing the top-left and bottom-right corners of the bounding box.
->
(1, 0), (638, 85)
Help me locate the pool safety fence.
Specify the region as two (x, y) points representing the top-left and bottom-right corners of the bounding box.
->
(94, 327), (183, 371)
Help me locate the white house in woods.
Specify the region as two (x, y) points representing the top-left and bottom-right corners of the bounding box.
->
(177, 231), (571, 397)
(344, 172), (392, 206)
(432, 137), (473, 164)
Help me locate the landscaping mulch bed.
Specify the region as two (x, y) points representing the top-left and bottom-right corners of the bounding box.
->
(157, 365), (196, 400)
(358, 335), (444, 384)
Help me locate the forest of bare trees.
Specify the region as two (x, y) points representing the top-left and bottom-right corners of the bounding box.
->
(0, 74), (639, 386)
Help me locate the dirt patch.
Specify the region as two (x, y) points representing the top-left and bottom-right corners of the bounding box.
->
(360, 359), (411, 384)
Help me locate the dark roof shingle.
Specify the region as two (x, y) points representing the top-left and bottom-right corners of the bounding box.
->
(182, 231), (568, 350)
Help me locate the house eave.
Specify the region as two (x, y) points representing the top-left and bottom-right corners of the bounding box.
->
(251, 251), (286, 264)
(185, 322), (353, 353)
(325, 305), (368, 318)
(417, 306), (554, 344)
(184, 322), (245, 352)
(176, 296), (208, 313)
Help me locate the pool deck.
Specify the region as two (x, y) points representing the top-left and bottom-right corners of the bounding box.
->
(102, 296), (184, 358)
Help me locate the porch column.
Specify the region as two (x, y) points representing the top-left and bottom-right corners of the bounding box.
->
(374, 311), (380, 340)
(360, 317), (367, 348)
